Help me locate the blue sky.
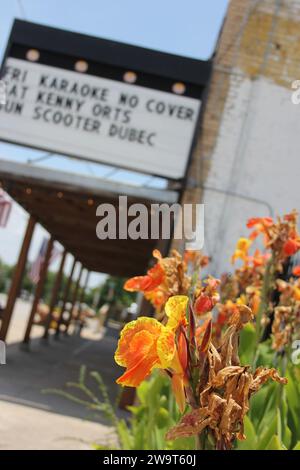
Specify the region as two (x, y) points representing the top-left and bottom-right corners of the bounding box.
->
(0, 0), (228, 285)
(1, 0), (228, 59)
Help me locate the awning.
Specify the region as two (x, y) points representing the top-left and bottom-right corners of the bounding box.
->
(0, 159), (178, 277)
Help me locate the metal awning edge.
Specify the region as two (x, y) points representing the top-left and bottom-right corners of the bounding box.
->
(0, 158), (178, 204)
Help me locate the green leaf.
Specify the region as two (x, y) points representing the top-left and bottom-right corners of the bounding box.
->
(265, 435), (286, 450)
(79, 364), (87, 384)
(132, 419), (146, 450)
(153, 427), (165, 450)
(166, 436), (195, 450)
(239, 322), (256, 364)
(156, 407), (170, 428)
(286, 367), (300, 445)
(237, 415), (257, 450)
(257, 413), (277, 449)
(279, 394), (292, 449)
(116, 419), (134, 450)
(293, 442), (300, 450)
(250, 381), (277, 431)
(255, 340), (274, 367)
(136, 380), (150, 405)
(282, 424), (292, 450)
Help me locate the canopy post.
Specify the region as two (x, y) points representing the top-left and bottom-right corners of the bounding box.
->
(78, 270), (90, 309)
(55, 257), (77, 337)
(43, 248), (67, 339)
(64, 263), (83, 334)
(73, 270), (90, 335)
(23, 236), (54, 344)
(0, 215), (36, 341)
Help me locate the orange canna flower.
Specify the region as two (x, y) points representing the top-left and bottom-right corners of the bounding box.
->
(247, 217), (273, 228)
(216, 300), (237, 325)
(184, 250), (200, 263)
(293, 265), (300, 277)
(115, 317), (168, 387)
(184, 250), (209, 268)
(115, 295), (189, 411)
(246, 217), (273, 241)
(249, 291), (261, 316)
(231, 237), (252, 264)
(284, 212), (297, 222)
(145, 287), (167, 311)
(250, 249), (271, 267)
(124, 249), (191, 313)
(283, 238), (300, 257)
(124, 262), (164, 292)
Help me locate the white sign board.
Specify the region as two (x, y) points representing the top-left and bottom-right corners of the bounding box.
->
(0, 58), (201, 179)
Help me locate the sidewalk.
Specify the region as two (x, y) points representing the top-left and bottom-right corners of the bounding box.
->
(0, 298), (123, 449)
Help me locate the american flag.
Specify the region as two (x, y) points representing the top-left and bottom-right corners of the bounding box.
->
(28, 238), (61, 284)
(0, 189), (12, 228)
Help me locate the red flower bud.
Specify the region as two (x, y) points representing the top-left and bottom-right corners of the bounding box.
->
(178, 329), (188, 371)
(194, 294), (214, 315)
(283, 238), (299, 257)
(293, 265), (300, 277)
(199, 319), (212, 353)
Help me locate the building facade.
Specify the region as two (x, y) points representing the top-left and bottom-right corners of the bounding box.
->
(182, 0), (300, 275)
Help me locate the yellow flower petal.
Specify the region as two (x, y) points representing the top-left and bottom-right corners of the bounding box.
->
(237, 237), (251, 251)
(165, 295), (189, 330)
(171, 374), (186, 413)
(156, 327), (176, 368)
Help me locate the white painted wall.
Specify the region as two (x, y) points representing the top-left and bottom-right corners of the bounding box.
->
(203, 70), (300, 275)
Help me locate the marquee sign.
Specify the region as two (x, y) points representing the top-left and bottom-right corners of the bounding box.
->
(0, 21), (211, 180)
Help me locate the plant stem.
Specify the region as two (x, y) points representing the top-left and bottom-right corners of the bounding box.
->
(276, 352), (287, 443)
(195, 433), (204, 450)
(252, 256), (274, 369)
(195, 432), (206, 450)
(195, 434), (202, 450)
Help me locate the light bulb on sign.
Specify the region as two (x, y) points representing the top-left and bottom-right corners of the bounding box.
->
(123, 71), (137, 84)
(75, 60), (89, 73)
(172, 82), (186, 95)
(26, 49), (40, 62)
